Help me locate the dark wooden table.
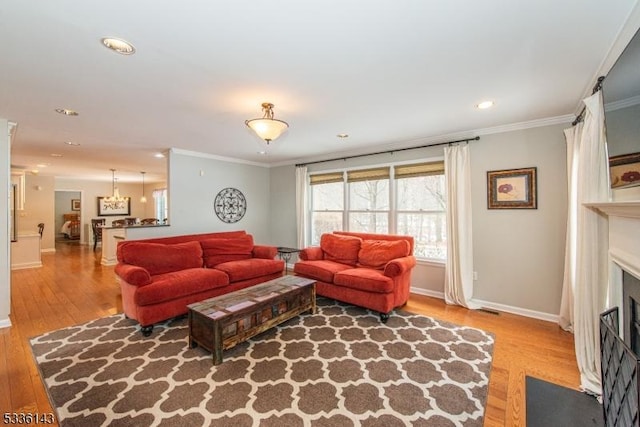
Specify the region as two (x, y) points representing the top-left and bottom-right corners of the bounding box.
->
(277, 246), (300, 273)
(187, 275), (316, 364)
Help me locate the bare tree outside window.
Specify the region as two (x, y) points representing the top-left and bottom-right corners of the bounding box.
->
(311, 182), (343, 245)
(349, 179), (389, 233)
(397, 175), (446, 259)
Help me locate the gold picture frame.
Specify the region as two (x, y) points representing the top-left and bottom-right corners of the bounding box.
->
(487, 167), (537, 209)
(610, 152), (640, 189)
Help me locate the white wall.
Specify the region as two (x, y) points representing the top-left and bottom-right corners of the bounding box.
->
(126, 149), (273, 244)
(269, 122), (569, 318)
(470, 124), (568, 316)
(20, 175), (56, 250)
(1, 120), (12, 327)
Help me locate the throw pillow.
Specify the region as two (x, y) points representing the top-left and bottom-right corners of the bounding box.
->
(119, 241), (203, 275)
(358, 239), (410, 269)
(201, 235), (254, 267)
(320, 233), (362, 266)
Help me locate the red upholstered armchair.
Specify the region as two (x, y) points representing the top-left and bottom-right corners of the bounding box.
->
(293, 231), (416, 322)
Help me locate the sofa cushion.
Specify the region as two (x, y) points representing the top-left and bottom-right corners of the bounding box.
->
(320, 234), (362, 266)
(294, 260), (352, 283)
(119, 241), (203, 276)
(201, 235), (254, 267)
(135, 268), (229, 306)
(358, 239), (411, 269)
(334, 268), (394, 293)
(214, 258), (284, 282)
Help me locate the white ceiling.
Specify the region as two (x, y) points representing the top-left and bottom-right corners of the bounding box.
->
(1, 0), (638, 183)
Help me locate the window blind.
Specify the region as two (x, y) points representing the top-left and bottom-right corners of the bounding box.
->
(346, 167), (390, 183)
(394, 162), (444, 179)
(309, 172), (344, 185)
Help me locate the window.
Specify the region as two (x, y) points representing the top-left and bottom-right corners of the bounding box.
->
(153, 188), (168, 223)
(310, 172), (344, 245)
(348, 167), (389, 234)
(395, 162), (446, 259)
(308, 161), (447, 261)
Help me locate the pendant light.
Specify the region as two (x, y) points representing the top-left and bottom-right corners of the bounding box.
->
(104, 169), (126, 203)
(140, 171), (147, 203)
(245, 102), (289, 144)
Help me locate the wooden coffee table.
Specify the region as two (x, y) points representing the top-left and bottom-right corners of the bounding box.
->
(187, 275), (316, 364)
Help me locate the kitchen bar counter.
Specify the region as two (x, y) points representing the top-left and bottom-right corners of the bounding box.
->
(101, 224), (169, 266)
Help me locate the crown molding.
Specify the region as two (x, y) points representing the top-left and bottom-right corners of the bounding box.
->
(169, 148), (270, 168)
(274, 113), (575, 168)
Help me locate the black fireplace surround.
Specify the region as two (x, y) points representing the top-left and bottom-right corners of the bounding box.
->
(600, 306), (640, 426)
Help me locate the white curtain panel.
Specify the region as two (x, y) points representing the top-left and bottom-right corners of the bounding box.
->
(444, 144), (479, 309)
(559, 91), (610, 396)
(559, 123), (582, 332)
(295, 166), (308, 249)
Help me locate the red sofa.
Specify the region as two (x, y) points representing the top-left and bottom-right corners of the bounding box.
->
(293, 231), (416, 322)
(115, 231), (284, 335)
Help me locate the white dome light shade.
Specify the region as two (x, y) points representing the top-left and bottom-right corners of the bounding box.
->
(245, 103), (289, 144)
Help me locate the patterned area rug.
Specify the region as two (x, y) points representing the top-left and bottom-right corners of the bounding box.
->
(30, 299), (495, 426)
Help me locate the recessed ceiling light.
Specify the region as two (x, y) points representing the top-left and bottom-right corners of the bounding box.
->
(101, 37), (136, 55)
(50, 153), (63, 157)
(55, 108), (79, 116)
(154, 153), (165, 158)
(257, 151), (267, 155)
(36, 163), (49, 168)
(476, 101), (494, 109)
(337, 133), (349, 138)
(64, 141), (81, 146)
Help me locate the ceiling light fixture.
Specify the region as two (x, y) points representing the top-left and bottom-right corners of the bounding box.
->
(337, 133), (349, 139)
(55, 108), (79, 116)
(101, 37), (136, 55)
(65, 141), (81, 146)
(245, 103), (289, 144)
(140, 171), (147, 203)
(104, 169), (127, 205)
(476, 100), (494, 109)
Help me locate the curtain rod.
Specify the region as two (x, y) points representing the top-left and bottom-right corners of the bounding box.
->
(295, 136), (480, 167)
(572, 76), (606, 126)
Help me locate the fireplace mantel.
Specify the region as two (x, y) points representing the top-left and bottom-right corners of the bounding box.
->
(584, 201), (640, 219)
(585, 201), (640, 322)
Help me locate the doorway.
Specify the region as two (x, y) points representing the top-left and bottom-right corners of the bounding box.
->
(55, 190), (82, 245)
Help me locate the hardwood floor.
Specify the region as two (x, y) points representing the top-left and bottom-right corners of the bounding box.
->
(1, 243), (580, 426)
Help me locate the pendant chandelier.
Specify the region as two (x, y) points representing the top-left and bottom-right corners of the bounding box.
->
(245, 102), (289, 144)
(140, 171), (147, 203)
(104, 169), (126, 204)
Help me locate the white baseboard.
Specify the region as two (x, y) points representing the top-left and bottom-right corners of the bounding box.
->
(0, 318), (12, 329)
(409, 286), (559, 323)
(11, 261), (43, 270)
(41, 248), (56, 253)
(474, 299), (559, 323)
(410, 287), (444, 300)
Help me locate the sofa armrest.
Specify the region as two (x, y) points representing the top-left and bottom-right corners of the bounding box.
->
(252, 245), (278, 259)
(299, 247), (323, 261)
(114, 263), (152, 287)
(384, 256), (417, 278)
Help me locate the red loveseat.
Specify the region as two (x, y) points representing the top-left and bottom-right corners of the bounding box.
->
(293, 231), (416, 322)
(115, 231), (284, 335)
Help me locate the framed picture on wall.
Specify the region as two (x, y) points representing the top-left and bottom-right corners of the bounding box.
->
(610, 152), (640, 188)
(97, 196), (131, 216)
(71, 199), (81, 211)
(487, 167), (537, 209)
